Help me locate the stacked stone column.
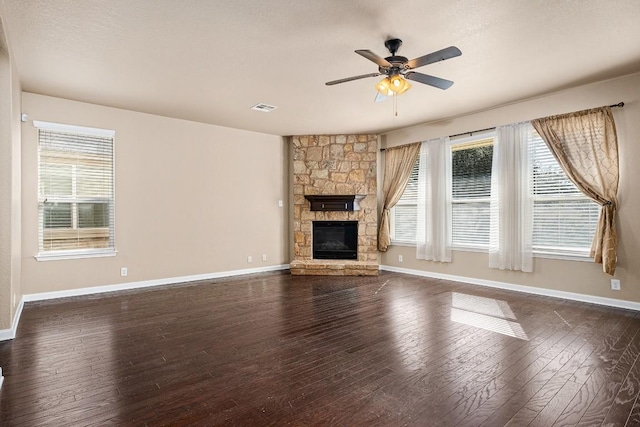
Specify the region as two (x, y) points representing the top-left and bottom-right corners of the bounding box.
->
(291, 134), (378, 276)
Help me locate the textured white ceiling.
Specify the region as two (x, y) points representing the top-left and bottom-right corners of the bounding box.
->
(2, 0), (640, 136)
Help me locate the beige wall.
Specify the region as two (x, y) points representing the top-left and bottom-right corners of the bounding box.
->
(21, 93), (288, 294)
(9, 26), (21, 322)
(12, 69), (640, 306)
(381, 72), (640, 302)
(0, 15), (22, 331)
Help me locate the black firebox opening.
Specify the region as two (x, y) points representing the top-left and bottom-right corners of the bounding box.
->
(312, 221), (358, 260)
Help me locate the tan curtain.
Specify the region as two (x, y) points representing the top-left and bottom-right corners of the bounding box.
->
(378, 142), (421, 251)
(532, 107), (619, 275)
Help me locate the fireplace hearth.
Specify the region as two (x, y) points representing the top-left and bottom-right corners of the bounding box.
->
(313, 221), (358, 260)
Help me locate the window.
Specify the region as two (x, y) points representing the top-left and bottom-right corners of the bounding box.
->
(391, 156), (419, 243)
(391, 137), (494, 247)
(36, 121), (115, 259)
(389, 127), (599, 261)
(451, 136), (494, 249)
(529, 131), (599, 257)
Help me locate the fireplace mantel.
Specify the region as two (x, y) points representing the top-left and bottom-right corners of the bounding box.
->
(304, 195), (366, 211)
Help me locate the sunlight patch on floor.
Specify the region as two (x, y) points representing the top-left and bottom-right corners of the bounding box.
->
(450, 293), (528, 340)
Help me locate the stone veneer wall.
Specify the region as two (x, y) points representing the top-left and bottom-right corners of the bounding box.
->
(290, 134), (378, 276)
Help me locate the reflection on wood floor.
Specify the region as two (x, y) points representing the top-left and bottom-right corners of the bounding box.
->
(1, 270), (640, 426)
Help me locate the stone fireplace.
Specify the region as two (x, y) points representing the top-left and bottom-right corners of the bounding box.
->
(290, 134), (378, 276)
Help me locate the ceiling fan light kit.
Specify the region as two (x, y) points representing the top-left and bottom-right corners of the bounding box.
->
(389, 74), (411, 94)
(375, 75), (411, 97)
(326, 37), (461, 98)
(375, 78), (393, 96)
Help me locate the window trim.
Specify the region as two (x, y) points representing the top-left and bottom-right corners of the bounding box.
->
(533, 250), (593, 262)
(450, 134), (495, 251)
(529, 130), (598, 260)
(35, 120), (117, 260)
(390, 200), (419, 245)
(450, 197), (492, 251)
(390, 153), (420, 245)
(35, 249), (118, 262)
(33, 121), (116, 138)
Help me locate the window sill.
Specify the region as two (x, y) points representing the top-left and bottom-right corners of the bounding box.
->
(388, 243), (593, 263)
(35, 249), (117, 262)
(390, 240), (416, 247)
(451, 245), (488, 253)
(391, 242), (490, 254)
(533, 251), (593, 263)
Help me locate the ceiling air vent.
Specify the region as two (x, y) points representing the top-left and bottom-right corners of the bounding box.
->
(250, 103), (277, 112)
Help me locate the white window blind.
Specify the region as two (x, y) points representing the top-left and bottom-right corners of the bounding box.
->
(451, 137), (494, 249)
(529, 131), (599, 257)
(36, 121), (115, 257)
(391, 156), (420, 243)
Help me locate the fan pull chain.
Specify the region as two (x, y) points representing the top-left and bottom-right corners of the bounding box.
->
(393, 92), (398, 117)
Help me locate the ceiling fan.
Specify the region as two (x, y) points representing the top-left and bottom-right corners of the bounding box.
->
(325, 38), (461, 100)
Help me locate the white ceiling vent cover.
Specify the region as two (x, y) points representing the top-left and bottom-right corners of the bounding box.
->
(251, 103), (278, 112)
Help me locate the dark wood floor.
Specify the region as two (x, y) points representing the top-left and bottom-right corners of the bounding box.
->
(2, 271), (640, 426)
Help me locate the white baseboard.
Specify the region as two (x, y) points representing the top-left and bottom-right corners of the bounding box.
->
(22, 264), (290, 303)
(0, 264), (289, 341)
(380, 264), (640, 312)
(0, 298), (24, 341)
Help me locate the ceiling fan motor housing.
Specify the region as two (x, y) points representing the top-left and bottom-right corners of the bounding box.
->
(381, 56), (410, 74)
(382, 38), (409, 75)
(384, 38), (403, 55)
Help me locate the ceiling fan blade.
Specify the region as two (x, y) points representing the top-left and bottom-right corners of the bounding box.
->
(407, 46), (462, 69)
(355, 50), (392, 68)
(325, 72), (381, 86)
(405, 72), (454, 90)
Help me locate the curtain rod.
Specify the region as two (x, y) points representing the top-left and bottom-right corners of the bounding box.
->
(379, 102), (624, 152)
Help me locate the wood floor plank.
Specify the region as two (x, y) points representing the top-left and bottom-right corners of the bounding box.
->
(553, 313), (640, 426)
(486, 313), (636, 427)
(447, 328), (579, 426)
(501, 309), (622, 425)
(1, 271), (639, 426)
(577, 317), (640, 426)
(396, 311), (567, 424)
(529, 380), (582, 426)
(603, 350), (640, 426)
(625, 394), (640, 426)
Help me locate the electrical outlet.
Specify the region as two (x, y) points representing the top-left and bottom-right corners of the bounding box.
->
(120, 267), (128, 277)
(247, 256), (252, 263)
(611, 279), (621, 291)
(398, 255), (403, 263)
(278, 200), (283, 207)
(262, 254), (267, 262)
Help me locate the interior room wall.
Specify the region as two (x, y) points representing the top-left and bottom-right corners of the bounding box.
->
(21, 93), (288, 295)
(380, 72), (640, 303)
(0, 16), (22, 331)
(9, 28), (21, 322)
